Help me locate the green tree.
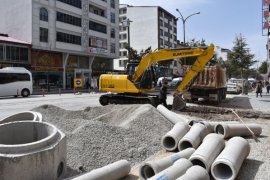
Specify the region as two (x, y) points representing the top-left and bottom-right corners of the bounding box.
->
(125, 45), (152, 62)
(258, 61), (268, 74)
(227, 34), (256, 79)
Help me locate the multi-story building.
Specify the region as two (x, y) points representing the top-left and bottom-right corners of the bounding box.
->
(115, 5), (178, 72)
(0, 0), (119, 90)
(215, 46), (230, 61)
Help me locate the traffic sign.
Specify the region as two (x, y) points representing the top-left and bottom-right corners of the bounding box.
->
(74, 78), (83, 88)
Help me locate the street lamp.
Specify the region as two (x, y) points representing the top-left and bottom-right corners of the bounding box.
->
(176, 9), (200, 45)
(121, 18), (132, 63)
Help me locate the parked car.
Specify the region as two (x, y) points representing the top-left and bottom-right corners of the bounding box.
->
(170, 77), (182, 87)
(226, 83), (241, 94)
(157, 77), (172, 87)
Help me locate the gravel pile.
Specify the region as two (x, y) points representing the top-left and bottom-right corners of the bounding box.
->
(32, 104), (173, 177)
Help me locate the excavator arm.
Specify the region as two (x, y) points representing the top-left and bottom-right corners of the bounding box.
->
(131, 46), (209, 82)
(174, 44), (215, 94)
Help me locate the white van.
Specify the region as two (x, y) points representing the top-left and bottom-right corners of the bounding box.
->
(157, 77), (172, 87)
(0, 67), (33, 97)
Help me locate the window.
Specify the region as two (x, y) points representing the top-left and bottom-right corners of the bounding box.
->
(57, 0), (81, 9)
(110, 28), (115, 38)
(57, 12), (81, 27)
(173, 27), (177, 33)
(111, 43), (115, 53)
(111, 13), (115, 23)
(123, 51), (127, 56)
(160, 38), (163, 45)
(111, 0), (115, 8)
(5, 46), (28, 62)
(123, 34), (127, 39)
(40, 8), (48, 22)
(89, 36), (107, 49)
(40, 27), (48, 42)
(0, 73), (30, 84)
(89, 21), (107, 34)
(56, 32), (81, 45)
(160, 29), (163, 36)
(0, 45), (4, 60)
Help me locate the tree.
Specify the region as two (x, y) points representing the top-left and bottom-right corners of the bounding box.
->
(125, 45), (152, 62)
(258, 61), (268, 74)
(227, 34), (256, 79)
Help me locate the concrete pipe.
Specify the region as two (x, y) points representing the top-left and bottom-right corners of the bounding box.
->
(70, 160), (131, 180)
(189, 133), (225, 172)
(0, 121), (66, 180)
(178, 123), (208, 151)
(176, 165), (210, 180)
(161, 122), (190, 151)
(139, 148), (195, 180)
(211, 136), (250, 180)
(157, 105), (189, 124)
(0, 111), (42, 124)
(199, 121), (240, 133)
(148, 158), (193, 180)
(214, 123), (262, 138)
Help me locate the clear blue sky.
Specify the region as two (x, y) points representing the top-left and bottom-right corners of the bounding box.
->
(120, 0), (267, 64)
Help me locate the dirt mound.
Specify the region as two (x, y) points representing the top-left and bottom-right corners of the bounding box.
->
(32, 104), (173, 177)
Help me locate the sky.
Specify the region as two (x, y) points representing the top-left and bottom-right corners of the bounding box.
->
(120, 0), (267, 65)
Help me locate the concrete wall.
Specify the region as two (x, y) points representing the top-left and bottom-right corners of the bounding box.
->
(0, 0), (32, 43)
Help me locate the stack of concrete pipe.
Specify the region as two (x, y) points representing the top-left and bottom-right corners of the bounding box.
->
(155, 105), (262, 180)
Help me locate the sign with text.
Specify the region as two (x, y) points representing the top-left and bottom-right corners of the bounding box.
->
(263, 0), (270, 35)
(89, 47), (108, 55)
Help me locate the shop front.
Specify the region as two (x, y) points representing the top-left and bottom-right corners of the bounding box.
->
(31, 50), (63, 91)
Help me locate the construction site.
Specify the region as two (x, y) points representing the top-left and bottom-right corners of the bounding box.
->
(0, 95), (269, 180)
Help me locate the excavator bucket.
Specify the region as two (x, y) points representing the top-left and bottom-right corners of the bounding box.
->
(172, 93), (186, 111)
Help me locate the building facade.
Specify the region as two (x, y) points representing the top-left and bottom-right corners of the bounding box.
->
(114, 5), (178, 71)
(0, 0), (119, 90)
(0, 34), (31, 69)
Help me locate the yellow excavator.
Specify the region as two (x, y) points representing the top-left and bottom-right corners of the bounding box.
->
(99, 44), (215, 110)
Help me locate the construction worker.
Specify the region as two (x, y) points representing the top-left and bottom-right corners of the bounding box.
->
(159, 79), (168, 107)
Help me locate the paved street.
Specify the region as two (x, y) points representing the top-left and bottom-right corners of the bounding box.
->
(1, 89), (269, 120)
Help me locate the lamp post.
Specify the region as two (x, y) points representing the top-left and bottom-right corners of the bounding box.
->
(121, 18), (132, 63)
(176, 9), (200, 45)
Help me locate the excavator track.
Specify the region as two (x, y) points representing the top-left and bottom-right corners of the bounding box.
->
(99, 94), (159, 107)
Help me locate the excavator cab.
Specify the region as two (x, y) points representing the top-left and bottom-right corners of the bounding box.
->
(126, 62), (156, 89)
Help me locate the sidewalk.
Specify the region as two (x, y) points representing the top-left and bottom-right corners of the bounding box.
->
(32, 88), (100, 95)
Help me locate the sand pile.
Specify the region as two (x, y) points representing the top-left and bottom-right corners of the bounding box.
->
(32, 104), (172, 177)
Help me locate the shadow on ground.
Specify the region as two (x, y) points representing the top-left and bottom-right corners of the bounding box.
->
(192, 96), (253, 110)
(237, 159), (264, 180)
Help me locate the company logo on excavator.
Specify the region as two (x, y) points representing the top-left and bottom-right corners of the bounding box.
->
(173, 51), (194, 57)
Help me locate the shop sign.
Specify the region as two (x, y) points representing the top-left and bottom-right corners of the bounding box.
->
(31, 51), (63, 67)
(89, 47), (108, 55)
(32, 67), (62, 72)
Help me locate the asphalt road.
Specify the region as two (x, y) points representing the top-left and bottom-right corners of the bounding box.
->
(1, 90), (269, 120)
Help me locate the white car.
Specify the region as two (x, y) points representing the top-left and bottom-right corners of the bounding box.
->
(227, 83), (241, 94)
(157, 77), (172, 87)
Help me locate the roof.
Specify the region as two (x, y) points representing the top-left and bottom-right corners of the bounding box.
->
(0, 34), (31, 46)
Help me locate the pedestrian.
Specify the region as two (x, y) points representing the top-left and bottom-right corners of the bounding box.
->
(159, 79), (168, 107)
(255, 81), (263, 97)
(266, 81), (270, 95)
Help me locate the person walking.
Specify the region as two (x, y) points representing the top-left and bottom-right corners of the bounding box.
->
(266, 81), (270, 95)
(159, 79), (168, 107)
(256, 81), (263, 97)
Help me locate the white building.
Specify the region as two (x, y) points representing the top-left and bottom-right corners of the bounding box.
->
(215, 46), (230, 61)
(114, 5), (178, 71)
(0, 0), (119, 90)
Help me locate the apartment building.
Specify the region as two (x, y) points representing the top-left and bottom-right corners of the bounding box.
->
(0, 0), (119, 89)
(115, 5), (177, 72)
